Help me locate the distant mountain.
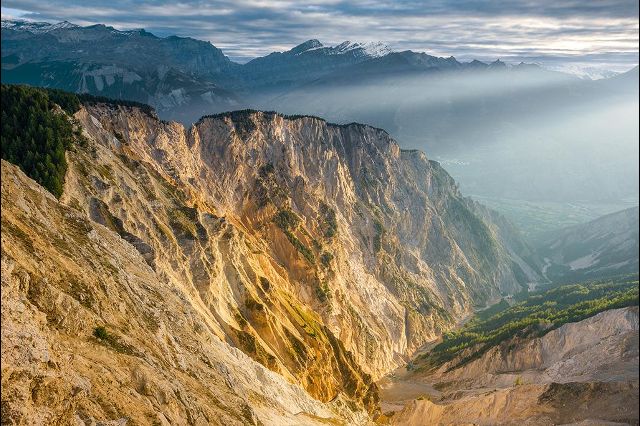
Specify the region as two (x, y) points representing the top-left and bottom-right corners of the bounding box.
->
(3, 19), (638, 204)
(538, 207), (639, 282)
(1, 19), (242, 119)
(1, 18), (543, 114)
(237, 39), (393, 92)
(1, 19), (79, 33)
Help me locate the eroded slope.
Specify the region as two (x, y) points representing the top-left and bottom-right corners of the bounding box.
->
(1, 160), (372, 425)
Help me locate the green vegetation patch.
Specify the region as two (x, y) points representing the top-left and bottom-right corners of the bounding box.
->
(315, 280), (332, 303)
(419, 274), (639, 371)
(273, 209), (315, 263)
(319, 201), (338, 239)
(92, 326), (138, 356)
(1, 84), (86, 197)
(1, 85), (162, 198)
(286, 231), (315, 263)
(273, 208), (300, 231)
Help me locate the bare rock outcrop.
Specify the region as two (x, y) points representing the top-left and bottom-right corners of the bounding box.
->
(69, 104), (539, 383)
(1, 160), (375, 425)
(389, 307), (639, 425)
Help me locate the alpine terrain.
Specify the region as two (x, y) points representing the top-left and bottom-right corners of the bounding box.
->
(1, 8), (638, 425)
(1, 86), (548, 424)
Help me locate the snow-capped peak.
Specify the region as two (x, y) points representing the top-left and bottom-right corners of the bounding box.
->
(1, 18), (78, 34)
(49, 21), (78, 31)
(333, 41), (392, 57)
(291, 39), (392, 58)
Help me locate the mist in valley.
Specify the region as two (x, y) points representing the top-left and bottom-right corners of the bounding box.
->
(1, 2), (639, 422)
(244, 66), (639, 208)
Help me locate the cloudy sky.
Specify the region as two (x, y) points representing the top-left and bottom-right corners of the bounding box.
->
(2, 0), (638, 71)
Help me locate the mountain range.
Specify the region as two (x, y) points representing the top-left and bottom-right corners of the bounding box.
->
(3, 18), (638, 206)
(1, 18), (513, 116)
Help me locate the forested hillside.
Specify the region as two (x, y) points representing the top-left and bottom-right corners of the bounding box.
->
(416, 274), (639, 371)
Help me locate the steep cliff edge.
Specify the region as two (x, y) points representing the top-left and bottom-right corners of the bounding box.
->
(68, 103), (539, 380)
(2, 90), (542, 422)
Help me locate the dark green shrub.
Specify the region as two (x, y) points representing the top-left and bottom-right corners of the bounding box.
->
(319, 202), (338, 238)
(93, 326), (109, 340)
(273, 209), (300, 231)
(321, 252), (334, 267)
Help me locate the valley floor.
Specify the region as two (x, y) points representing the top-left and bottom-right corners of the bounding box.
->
(378, 364), (440, 414)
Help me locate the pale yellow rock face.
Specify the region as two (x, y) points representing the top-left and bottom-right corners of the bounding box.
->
(1, 102), (538, 424)
(1, 160), (373, 425)
(68, 104), (535, 383)
(391, 381), (639, 426)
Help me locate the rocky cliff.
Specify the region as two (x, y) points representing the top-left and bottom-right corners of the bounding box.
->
(70, 104), (538, 377)
(1, 160), (371, 425)
(388, 307), (639, 425)
(2, 97), (540, 423)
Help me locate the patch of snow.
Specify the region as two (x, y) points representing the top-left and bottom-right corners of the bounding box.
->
(1, 19), (78, 34)
(300, 45), (326, 54)
(297, 40), (392, 58)
(333, 41), (392, 57)
(360, 41), (393, 58)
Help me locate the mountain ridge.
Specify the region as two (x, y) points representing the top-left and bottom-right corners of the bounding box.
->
(5, 17), (636, 208)
(0, 86), (545, 423)
(538, 206), (639, 282)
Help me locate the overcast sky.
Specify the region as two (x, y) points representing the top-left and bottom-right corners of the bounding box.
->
(2, 0), (638, 71)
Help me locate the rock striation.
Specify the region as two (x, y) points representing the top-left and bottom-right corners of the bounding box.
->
(2, 100), (540, 423)
(1, 160), (372, 425)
